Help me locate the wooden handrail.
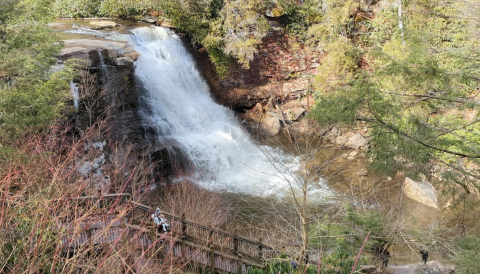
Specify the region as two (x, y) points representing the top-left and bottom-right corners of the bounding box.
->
(130, 201), (272, 245)
(69, 193), (131, 200)
(54, 194), (277, 274)
(130, 201), (272, 247)
(126, 223), (266, 269)
(57, 194), (277, 265)
(129, 200), (277, 261)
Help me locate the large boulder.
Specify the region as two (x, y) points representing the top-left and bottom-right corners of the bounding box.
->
(344, 133), (368, 149)
(143, 16), (158, 24)
(335, 133), (368, 149)
(403, 177), (439, 209)
(260, 117), (282, 135)
(281, 101), (305, 123)
(113, 57), (135, 67)
(89, 20), (119, 30)
(386, 260), (454, 274)
(244, 102), (264, 123)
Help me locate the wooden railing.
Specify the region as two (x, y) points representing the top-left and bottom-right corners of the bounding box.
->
(129, 201), (277, 262)
(59, 218), (125, 249)
(67, 193), (131, 208)
(56, 194), (278, 273)
(126, 224), (266, 273)
(56, 193), (132, 223)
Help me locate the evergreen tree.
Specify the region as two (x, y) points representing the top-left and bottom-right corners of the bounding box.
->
(0, 0), (71, 146)
(311, 0), (480, 191)
(204, 0), (269, 69)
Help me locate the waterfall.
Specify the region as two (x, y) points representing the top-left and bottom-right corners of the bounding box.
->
(70, 79), (79, 110)
(113, 26), (333, 199)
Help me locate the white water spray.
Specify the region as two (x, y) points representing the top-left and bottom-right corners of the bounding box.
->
(70, 79), (79, 110)
(113, 27), (333, 199)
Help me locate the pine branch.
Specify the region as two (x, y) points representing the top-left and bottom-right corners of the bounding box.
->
(378, 91), (480, 106)
(367, 101), (480, 158)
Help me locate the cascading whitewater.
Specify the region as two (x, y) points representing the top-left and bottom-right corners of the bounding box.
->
(70, 79), (79, 110)
(114, 26), (333, 199)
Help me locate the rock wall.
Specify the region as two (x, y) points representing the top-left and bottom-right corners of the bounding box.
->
(58, 38), (144, 144)
(193, 25), (322, 137)
(208, 28), (319, 110)
(195, 23), (369, 148)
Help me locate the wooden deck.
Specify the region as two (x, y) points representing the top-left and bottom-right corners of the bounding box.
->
(57, 194), (277, 273)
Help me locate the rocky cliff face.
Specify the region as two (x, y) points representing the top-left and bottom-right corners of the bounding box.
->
(58, 38), (144, 144)
(195, 26), (321, 136)
(209, 29), (318, 110)
(193, 22), (370, 152)
(57, 33), (174, 186)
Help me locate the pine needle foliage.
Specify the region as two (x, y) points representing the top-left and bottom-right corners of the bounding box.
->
(310, 0), (480, 189)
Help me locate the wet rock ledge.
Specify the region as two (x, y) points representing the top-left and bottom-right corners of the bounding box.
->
(57, 38), (143, 143)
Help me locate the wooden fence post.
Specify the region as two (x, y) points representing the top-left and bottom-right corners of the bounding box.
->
(181, 213), (187, 236)
(237, 254), (243, 274)
(87, 227), (94, 253)
(209, 244), (215, 273)
(233, 229), (238, 254)
(258, 238), (263, 259)
(208, 229), (214, 245)
(181, 234), (186, 258)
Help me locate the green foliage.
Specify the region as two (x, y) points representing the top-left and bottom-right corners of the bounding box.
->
(160, 0), (269, 72)
(314, 37), (360, 93)
(159, 0), (232, 74)
(0, 72), (72, 141)
(205, 47), (231, 78)
(0, 0), (16, 22)
(52, 0), (100, 18)
(159, 0), (215, 44)
(452, 235), (480, 274)
(0, 0), (73, 145)
(249, 259), (318, 274)
(307, 207), (390, 274)
(52, 0), (155, 18)
(280, 0), (323, 42)
(205, 0), (269, 69)
(98, 0), (154, 17)
(310, 0), (480, 186)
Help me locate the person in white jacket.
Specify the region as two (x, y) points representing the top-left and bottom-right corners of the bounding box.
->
(159, 214), (169, 232)
(151, 208), (163, 234)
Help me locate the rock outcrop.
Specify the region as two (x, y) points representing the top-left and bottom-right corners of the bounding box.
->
(89, 20), (119, 30)
(388, 260), (454, 274)
(403, 177), (439, 209)
(208, 31), (319, 111)
(57, 38), (143, 144)
(361, 260), (454, 274)
(197, 21), (367, 155)
(260, 116), (282, 135)
(59, 39), (138, 67)
(335, 133), (368, 150)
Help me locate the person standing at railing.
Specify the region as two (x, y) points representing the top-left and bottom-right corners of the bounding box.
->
(151, 208), (163, 234)
(159, 214), (169, 232)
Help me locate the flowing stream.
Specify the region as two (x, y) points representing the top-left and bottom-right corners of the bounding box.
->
(112, 26), (334, 200)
